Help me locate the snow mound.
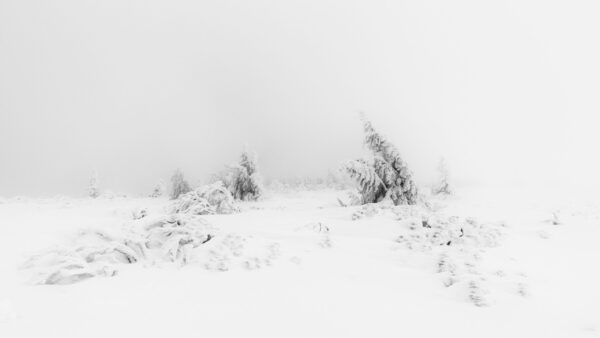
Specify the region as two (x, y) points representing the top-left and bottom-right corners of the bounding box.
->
(170, 182), (237, 215)
(143, 215), (216, 265)
(22, 215), (217, 285)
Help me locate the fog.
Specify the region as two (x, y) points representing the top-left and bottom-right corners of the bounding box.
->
(1, 0), (599, 196)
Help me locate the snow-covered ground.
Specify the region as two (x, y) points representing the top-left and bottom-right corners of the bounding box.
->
(0, 187), (598, 338)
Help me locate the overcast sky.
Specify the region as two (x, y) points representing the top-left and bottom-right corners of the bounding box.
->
(1, 0), (599, 196)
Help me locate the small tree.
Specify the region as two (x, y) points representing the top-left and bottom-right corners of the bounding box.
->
(231, 150), (262, 200)
(214, 150), (262, 201)
(433, 158), (452, 195)
(150, 180), (166, 198)
(342, 114), (418, 205)
(170, 169), (191, 200)
(88, 170), (100, 198)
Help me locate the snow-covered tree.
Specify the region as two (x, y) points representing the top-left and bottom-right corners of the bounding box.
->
(170, 169), (191, 200)
(342, 114), (418, 205)
(342, 159), (387, 204)
(230, 151), (262, 200)
(88, 170), (100, 198)
(214, 150), (262, 201)
(433, 158), (452, 195)
(150, 180), (166, 198)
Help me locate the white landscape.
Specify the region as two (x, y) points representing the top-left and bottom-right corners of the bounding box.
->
(0, 184), (599, 337)
(2, 0), (600, 337)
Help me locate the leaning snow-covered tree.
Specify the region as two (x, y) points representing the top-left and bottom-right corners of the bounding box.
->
(213, 150), (262, 201)
(433, 157), (452, 195)
(88, 170), (100, 198)
(342, 114), (418, 205)
(170, 169), (191, 200)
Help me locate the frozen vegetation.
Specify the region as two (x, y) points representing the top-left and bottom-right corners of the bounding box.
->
(343, 115), (418, 205)
(0, 183), (598, 337)
(0, 116), (597, 337)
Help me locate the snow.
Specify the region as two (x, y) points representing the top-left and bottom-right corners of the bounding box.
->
(0, 187), (598, 337)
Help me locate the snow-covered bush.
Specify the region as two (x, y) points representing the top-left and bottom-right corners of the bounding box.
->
(144, 215), (215, 265)
(170, 181), (237, 215)
(214, 150), (262, 201)
(170, 169), (191, 200)
(88, 170), (100, 198)
(23, 215), (216, 285)
(342, 114), (418, 205)
(196, 181), (237, 213)
(172, 191), (215, 215)
(22, 229), (145, 285)
(432, 158), (452, 195)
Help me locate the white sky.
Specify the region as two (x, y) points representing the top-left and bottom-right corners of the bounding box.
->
(1, 0), (599, 196)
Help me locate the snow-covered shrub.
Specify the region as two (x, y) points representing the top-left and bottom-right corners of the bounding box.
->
(214, 150), (262, 201)
(342, 114), (418, 205)
(22, 229), (145, 285)
(144, 215), (215, 265)
(432, 158), (452, 195)
(196, 181), (237, 213)
(23, 215), (217, 285)
(170, 169), (191, 200)
(23, 249), (118, 285)
(88, 170), (100, 198)
(171, 191), (215, 215)
(170, 181), (237, 215)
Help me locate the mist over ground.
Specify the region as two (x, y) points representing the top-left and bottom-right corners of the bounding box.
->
(1, 0), (598, 197)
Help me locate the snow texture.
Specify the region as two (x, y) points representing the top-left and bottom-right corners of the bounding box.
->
(2, 187), (599, 338)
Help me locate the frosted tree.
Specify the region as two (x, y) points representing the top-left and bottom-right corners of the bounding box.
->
(88, 170), (100, 198)
(150, 180), (166, 198)
(230, 150), (262, 201)
(170, 169), (191, 200)
(342, 114), (418, 205)
(433, 157), (452, 195)
(214, 150), (262, 201)
(342, 159), (386, 204)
